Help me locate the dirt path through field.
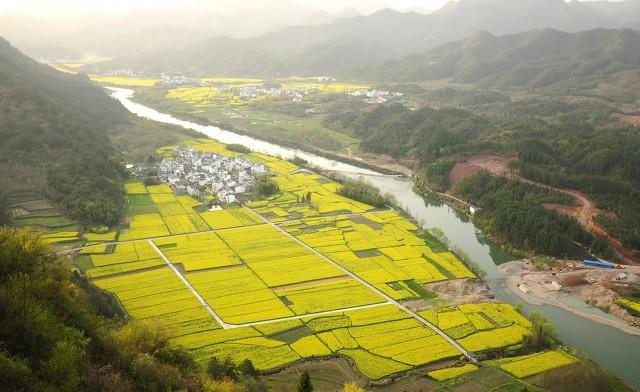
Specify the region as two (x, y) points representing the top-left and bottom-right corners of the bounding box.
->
(450, 155), (639, 264)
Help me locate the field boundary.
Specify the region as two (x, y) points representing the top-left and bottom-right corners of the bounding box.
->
(242, 205), (478, 362)
(147, 239), (230, 328)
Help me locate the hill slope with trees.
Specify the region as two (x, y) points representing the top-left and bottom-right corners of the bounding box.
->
(0, 37), (133, 225)
(369, 28), (640, 88)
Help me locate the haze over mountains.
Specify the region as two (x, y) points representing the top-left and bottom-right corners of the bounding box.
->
(0, 0), (638, 71)
(76, 0), (640, 78)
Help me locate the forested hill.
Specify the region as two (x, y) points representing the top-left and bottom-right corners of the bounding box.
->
(0, 37), (129, 225)
(368, 28), (640, 87)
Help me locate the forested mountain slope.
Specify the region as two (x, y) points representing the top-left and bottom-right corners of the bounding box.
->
(324, 95), (640, 259)
(369, 28), (640, 88)
(0, 37), (128, 225)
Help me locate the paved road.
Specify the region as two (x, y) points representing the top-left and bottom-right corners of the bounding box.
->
(243, 205), (478, 363)
(64, 207), (477, 361)
(225, 302), (391, 329)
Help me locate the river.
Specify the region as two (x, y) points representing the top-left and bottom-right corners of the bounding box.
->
(109, 87), (640, 388)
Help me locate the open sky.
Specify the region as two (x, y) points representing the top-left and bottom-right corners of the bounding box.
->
(0, 0), (626, 18)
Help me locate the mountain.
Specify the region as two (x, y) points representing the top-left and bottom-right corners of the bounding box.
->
(0, 3), (362, 59)
(97, 9), (435, 76)
(95, 0), (639, 77)
(433, 0), (612, 36)
(367, 28), (640, 87)
(0, 36), (129, 224)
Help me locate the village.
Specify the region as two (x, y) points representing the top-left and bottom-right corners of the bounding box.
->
(151, 146), (268, 204)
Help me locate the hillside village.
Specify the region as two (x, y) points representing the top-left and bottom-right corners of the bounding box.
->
(153, 146), (267, 204)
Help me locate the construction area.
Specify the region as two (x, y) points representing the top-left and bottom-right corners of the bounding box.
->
(501, 259), (640, 335)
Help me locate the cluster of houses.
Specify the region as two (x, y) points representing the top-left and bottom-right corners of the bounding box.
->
(214, 85), (403, 104)
(156, 147), (267, 204)
(217, 85), (308, 103)
(346, 89), (404, 103)
(160, 74), (199, 87)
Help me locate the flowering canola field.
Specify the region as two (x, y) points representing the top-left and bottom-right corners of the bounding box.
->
(82, 140), (551, 382)
(420, 303), (532, 352)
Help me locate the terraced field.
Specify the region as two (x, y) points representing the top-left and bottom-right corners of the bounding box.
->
(283, 211), (475, 300)
(420, 303), (532, 353)
(8, 191), (81, 245)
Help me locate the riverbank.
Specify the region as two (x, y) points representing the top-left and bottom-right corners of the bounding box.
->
(128, 90), (409, 177)
(500, 260), (640, 336)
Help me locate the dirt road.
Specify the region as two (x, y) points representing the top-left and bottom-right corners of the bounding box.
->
(450, 155), (639, 264)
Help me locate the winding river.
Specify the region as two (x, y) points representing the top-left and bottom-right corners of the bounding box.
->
(110, 88), (640, 387)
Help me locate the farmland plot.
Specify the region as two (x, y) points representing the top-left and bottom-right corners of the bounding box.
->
(87, 241), (164, 278)
(493, 350), (578, 378)
(284, 212), (474, 299)
(420, 303), (533, 353)
(175, 304), (458, 379)
(154, 233), (242, 271)
(93, 268), (220, 337)
(248, 172), (373, 220)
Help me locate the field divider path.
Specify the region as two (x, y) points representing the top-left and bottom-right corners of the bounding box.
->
(146, 239), (231, 329)
(56, 222), (268, 256)
(242, 205), (478, 363)
(224, 302), (390, 329)
(272, 208), (394, 226)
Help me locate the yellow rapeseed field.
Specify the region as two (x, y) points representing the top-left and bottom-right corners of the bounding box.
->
(427, 364), (478, 381)
(90, 75), (157, 87)
(497, 350), (578, 378)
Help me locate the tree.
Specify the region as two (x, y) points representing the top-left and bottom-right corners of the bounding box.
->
(522, 311), (558, 352)
(0, 228), (239, 391)
(336, 178), (387, 208)
(297, 371), (313, 392)
(256, 177), (279, 197)
(238, 359), (258, 377)
(207, 357), (238, 381)
(0, 191), (9, 225)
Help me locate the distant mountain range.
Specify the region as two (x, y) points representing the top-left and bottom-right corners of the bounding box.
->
(366, 28), (640, 87)
(94, 0), (640, 77)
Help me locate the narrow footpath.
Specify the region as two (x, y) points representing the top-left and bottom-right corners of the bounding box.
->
(243, 205), (478, 363)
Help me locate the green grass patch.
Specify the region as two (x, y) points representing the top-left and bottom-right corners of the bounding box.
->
(404, 280), (437, 299)
(424, 232), (449, 253)
(75, 255), (94, 271)
(128, 194), (154, 206)
(158, 243), (177, 250)
(268, 325), (314, 344)
(354, 249), (383, 258)
(127, 205), (158, 215)
(13, 216), (74, 228)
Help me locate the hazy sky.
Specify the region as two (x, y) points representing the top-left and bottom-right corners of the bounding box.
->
(0, 0), (626, 19)
(2, 0), (450, 18)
